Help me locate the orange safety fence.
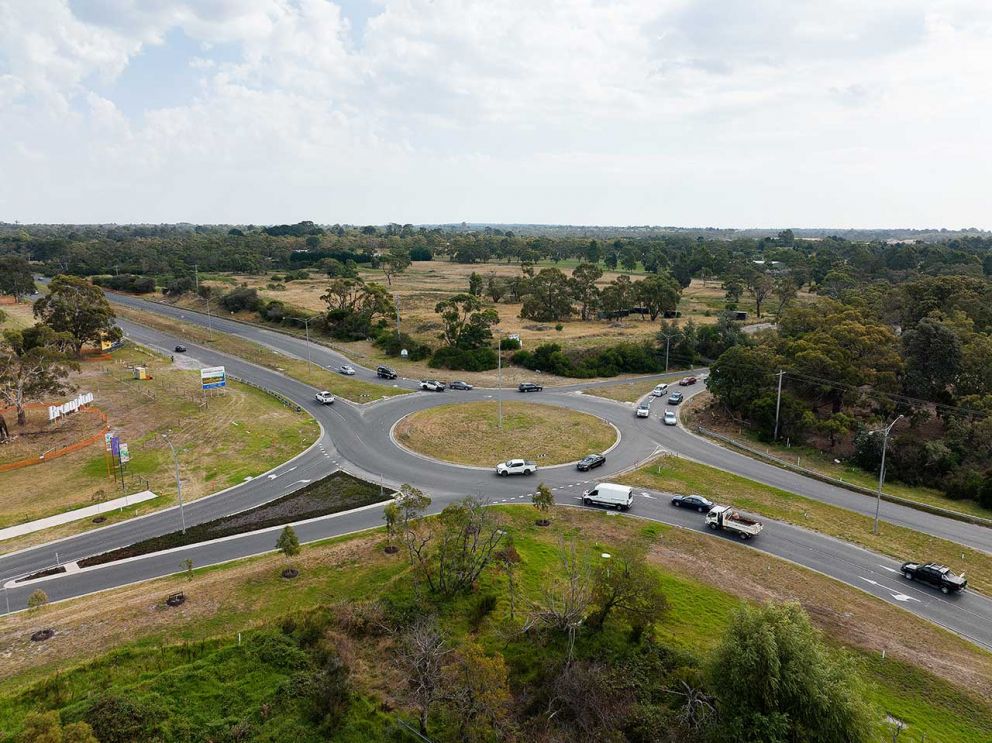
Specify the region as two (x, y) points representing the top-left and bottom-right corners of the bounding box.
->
(0, 403), (110, 474)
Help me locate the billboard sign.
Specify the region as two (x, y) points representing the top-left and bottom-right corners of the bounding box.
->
(200, 366), (226, 390)
(119, 443), (130, 464)
(110, 436), (120, 458)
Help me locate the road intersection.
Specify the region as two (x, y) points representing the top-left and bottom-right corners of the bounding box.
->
(3, 293), (992, 652)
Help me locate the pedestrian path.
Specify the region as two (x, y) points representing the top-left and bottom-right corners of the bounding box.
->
(0, 491), (158, 542)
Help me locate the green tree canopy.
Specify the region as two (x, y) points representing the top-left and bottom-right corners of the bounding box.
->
(0, 255), (36, 298)
(33, 275), (120, 355)
(709, 602), (876, 743)
(0, 324), (79, 424)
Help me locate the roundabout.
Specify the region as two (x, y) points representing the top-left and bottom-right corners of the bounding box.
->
(391, 400), (618, 467)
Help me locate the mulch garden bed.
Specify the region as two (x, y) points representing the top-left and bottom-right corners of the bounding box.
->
(79, 471), (387, 567)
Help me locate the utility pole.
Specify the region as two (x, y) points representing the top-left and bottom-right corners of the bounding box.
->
(871, 414), (903, 535)
(162, 433), (187, 534)
(658, 330), (681, 373)
(497, 333), (503, 430)
(193, 264), (199, 293)
(773, 370), (785, 440)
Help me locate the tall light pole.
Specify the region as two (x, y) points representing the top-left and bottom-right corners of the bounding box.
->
(772, 370), (785, 441)
(301, 314), (322, 375)
(871, 414), (903, 535)
(162, 433), (187, 534)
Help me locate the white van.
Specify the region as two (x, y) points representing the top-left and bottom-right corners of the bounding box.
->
(650, 383), (669, 397)
(582, 482), (633, 511)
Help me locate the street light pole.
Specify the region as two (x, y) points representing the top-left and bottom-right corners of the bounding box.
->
(871, 414), (903, 535)
(773, 370), (785, 441)
(162, 433), (187, 534)
(658, 331), (681, 373)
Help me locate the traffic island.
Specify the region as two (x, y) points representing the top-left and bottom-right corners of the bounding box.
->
(77, 471), (388, 567)
(392, 401), (618, 467)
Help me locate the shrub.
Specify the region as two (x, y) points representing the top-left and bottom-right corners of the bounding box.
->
(499, 337), (521, 351)
(27, 589), (48, 609)
(944, 468), (984, 501)
(93, 274), (156, 294)
(374, 329), (432, 361)
(218, 286), (262, 313)
(410, 246), (433, 261)
(512, 342), (663, 378)
(429, 346), (497, 371)
(85, 694), (166, 743)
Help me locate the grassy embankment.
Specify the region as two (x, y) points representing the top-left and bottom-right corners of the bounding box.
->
(684, 390), (992, 522)
(115, 305), (408, 403)
(582, 374), (692, 403)
(392, 401), (617, 466)
(0, 343), (319, 553)
(0, 507), (990, 741)
(619, 455), (992, 594)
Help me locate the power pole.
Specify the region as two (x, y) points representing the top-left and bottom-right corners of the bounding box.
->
(773, 370), (785, 440)
(658, 331), (681, 373)
(193, 264), (199, 293)
(497, 334), (503, 430)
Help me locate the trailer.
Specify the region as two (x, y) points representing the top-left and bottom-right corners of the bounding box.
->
(705, 505), (763, 540)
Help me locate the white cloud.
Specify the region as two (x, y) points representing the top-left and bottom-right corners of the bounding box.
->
(0, 0), (990, 226)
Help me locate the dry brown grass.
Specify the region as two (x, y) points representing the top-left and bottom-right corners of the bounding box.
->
(583, 374), (686, 403)
(393, 400), (617, 466)
(0, 407), (105, 466)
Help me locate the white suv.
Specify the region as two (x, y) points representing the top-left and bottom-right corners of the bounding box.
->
(495, 459), (537, 476)
(314, 391), (335, 405)
(650, 383), (669, 397)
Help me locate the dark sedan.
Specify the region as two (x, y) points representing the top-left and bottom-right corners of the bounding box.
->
(576, 453), (606, 471)
(901, 562), (967, 594)
(667, 391), (684, 405)
(449, 380), (474, 390)
(518, 382), (543, 392)
(671, 494), (713, 512)
(174, 345), (187, 353)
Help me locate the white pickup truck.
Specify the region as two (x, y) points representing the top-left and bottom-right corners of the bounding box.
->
(495, 459), (537, 476)
(705, 505), (763, 540)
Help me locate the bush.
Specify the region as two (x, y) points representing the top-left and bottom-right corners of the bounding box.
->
(429, 346), (497, 371)
(85, 695), (166, 743)
(373, 329), (432, 361)
(27, 589), (48, 609)
(499, 337), (521, 351)
(409, 246), (433, 261)
(944, 468), (984, 501)
(513, 342), (663, 378)
(979, 472), (992, 510)
(93, 274), (156, 293)
(218, 286), (262, 313)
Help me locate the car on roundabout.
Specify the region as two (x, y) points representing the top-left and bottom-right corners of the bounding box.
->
(174, 345), (187, 353)
(495, 459), (537, 476)
(314, 391), (335, 405)
(576, 453), (606, 471)
(449, 380), (473, 390)
(668, 391), (684, 405)
(338, 365), (356, 376)
(650, 384), (668, 397)
(671, 494), (713, 512)
(518, 382), (543, 392)
(663, 410), (678, 426)
(636, 401), (651, 418)
(419, 379), (446, 392)
(376, 366), (397, 379)
(901, 561), (967, 594)
(679, 376), (698, 386)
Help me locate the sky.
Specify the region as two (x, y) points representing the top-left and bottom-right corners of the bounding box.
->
(1, 0), (990, 228)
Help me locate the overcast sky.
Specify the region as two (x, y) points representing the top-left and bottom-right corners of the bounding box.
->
(1, 0), (990, 228)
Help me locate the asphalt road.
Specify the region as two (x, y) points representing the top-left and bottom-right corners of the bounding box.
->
(3, 293), (992, 652)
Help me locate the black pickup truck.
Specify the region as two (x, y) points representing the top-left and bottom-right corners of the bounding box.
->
(900, 562), (967, 594)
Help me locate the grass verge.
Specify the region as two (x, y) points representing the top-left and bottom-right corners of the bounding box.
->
(582, 374), (686, 403)
(618, 455), (992, 594)
(1, 507), (990, 742)
(78, 472), (386, 567)
(393, 400), (617, 466)
(115, 305), (408, 403)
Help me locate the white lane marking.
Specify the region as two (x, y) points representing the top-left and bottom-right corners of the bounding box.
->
(859, 577), (921, 603)
(639, 492), (655, 499)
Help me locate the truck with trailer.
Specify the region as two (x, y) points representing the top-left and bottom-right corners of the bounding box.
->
(705, 505), (763, 540)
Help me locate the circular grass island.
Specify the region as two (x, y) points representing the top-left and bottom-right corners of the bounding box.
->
(392, 401), (618, 468)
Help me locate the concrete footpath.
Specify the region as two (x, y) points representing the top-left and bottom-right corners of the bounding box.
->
(0, 491), (158, 543)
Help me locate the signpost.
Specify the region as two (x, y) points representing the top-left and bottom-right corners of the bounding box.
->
(200, 366), (226, 390)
